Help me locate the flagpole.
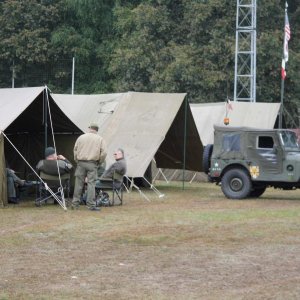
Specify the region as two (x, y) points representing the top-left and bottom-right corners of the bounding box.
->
(279, 75), (284, 129)
(279, 2), (289, 129)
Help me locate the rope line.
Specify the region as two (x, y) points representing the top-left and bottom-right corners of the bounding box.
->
(0, 130), (67, 210)
(45, 86), (66, 206)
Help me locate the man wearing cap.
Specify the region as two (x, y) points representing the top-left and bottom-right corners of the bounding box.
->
(72, 123), (107, 211)
(36, 147), (73, 175)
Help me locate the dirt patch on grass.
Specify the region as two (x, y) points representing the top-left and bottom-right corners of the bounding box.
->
(1, 182), (300, 299)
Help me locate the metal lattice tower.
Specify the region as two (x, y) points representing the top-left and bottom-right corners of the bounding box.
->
(234, 0), (257, 102)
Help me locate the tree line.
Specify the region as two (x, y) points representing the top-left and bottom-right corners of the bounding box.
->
(0, 0), (299, 125)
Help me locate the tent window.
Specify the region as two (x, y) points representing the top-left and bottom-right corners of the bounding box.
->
(222, 133), (241, 152)
(257, 136), (274, 149)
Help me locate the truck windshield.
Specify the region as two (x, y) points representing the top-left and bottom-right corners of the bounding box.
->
(279, 131), (300, 151)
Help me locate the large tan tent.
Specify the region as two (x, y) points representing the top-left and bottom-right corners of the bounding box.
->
(51, 93), (125, 133)
(191, 102), (281, 145)
(52, 92), (203, 178)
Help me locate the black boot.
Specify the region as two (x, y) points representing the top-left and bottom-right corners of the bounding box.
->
(8, 197), (19, 204)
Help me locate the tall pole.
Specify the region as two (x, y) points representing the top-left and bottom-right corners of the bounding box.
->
(279, 2), (289, 129)
(43, 88), (48, 149)
(11, 60), (15, 88)
(279, 78), (285, 129)
(182, 97), (187, 190)
(71, 57), (75, 95)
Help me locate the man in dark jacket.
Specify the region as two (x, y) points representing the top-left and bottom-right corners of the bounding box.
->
(36, 147), (73, 175)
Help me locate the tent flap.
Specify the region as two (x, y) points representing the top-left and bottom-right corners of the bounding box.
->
(155, 100), (203, 172)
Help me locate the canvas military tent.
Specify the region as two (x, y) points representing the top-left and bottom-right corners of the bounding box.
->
(191, 102), (281, 145)
(52, 92), (203, 178)
(1, 88), (203, 204)
(0, 87), (82, 195)
(50, 93), (125, 133)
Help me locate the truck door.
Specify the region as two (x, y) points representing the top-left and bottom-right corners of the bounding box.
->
(248, 134), (283, 174)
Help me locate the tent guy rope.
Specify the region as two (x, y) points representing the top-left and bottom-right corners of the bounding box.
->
(44, 86), (66, 208)
(0, 129), (67, 211)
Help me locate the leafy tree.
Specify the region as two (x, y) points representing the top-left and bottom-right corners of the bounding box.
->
(256, 0), (300, 125)
(109, 0), (236, 102)
(51, 0), (115, 93)
(0, 0), (61, 86)
(0, 0), (298, 127)
(109, 0), (299, 126)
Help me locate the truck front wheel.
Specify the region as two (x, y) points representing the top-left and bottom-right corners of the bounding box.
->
(221, 168), (252, 199)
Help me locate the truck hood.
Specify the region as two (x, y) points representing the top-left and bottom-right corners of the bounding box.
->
(286, 152), (300, 162)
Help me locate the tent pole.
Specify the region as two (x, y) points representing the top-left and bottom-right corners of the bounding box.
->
(158, 168), (169, 183)
(168, 169), (178, 181)
(43, 88), (48, 148)
(12, 60), (15, 88)
(182, 97), (188, 190)
(151, 159), (169, 184)
(142, 177), (165, 198)
(71, 57), (75, 95)
(189, 172), (197, 184)
(125, 176), (151, 202)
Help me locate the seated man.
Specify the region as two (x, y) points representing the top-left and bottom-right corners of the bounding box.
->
(36, 147), (73, 175)
(99, 148), (127, 188)
(6, 168), (32, 204)
(95, 148), (126, 206)
(36, 147), (73, 205)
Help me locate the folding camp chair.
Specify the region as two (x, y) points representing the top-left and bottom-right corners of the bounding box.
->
(95, 172), (124, 206)
(35, 171), (70, 206)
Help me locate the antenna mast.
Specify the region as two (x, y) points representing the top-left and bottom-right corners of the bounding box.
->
(234, 0), (257, 102)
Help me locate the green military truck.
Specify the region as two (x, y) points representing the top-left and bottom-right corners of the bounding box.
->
(203, 125), (300, 199)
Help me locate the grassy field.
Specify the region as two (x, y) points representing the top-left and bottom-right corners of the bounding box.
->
(1, 181), (300, 300)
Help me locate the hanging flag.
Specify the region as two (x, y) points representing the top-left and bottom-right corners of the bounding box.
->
(226, 98), (233, 111)
(281, 3), (291, 80)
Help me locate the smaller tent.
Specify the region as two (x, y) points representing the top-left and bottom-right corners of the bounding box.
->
(191, 102), (281, 145)
(0, 87), (82, 197)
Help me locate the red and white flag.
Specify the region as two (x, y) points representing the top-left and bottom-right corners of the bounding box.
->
(281, 3), (291, 80)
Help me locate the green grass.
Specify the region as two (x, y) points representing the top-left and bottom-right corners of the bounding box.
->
(1, 181), (300, 299)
